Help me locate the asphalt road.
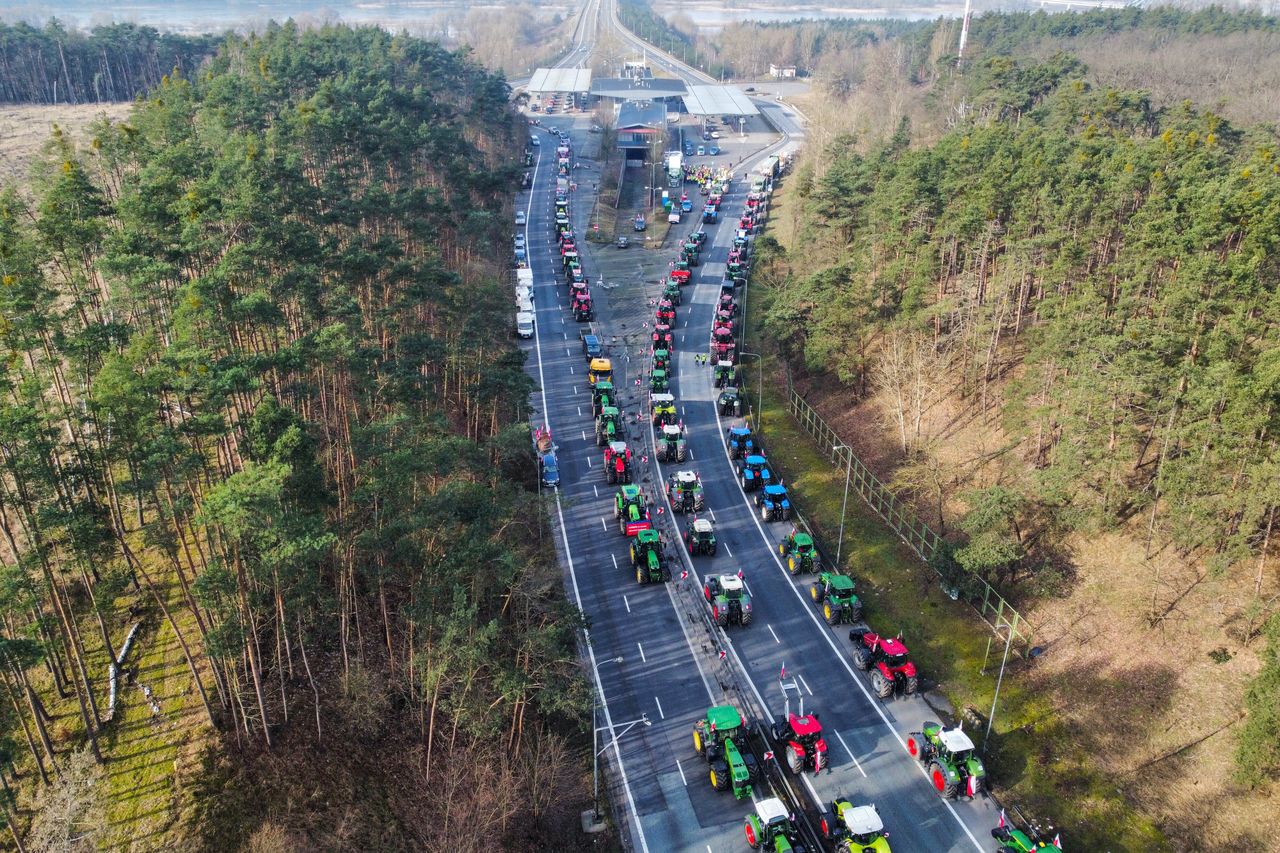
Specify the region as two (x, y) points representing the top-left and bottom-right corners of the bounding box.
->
(513, 3), (1006, 850)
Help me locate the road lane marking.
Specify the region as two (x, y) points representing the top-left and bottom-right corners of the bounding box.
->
(569, 365), (574, 374)
(623, 594), (630, 613)
(798, 673), (813, 696)
(637, 642), (647, 663)
(709, 510), (716, 521)
(767, 624), (780, 644)
(723, 543), (733, 556)
(612, 554), (619, 568)
(601, 517), (608, 531)
(593, 485), (599, 496)
(654, 696), (664, 719)
(582, 430), (587, 441)
(675, 760), (687, 785)
(833, 731), (868, 778)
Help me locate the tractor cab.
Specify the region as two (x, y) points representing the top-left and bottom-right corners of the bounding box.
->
(657, 423), (688, 462)
(673, 258), (690, 274)
(718, 387), (743, 417)
(667, 470), (704, 513)
(693, 705), (757, 800)
(561, 249), (579, 269)
(653, 348), (671, 371)
(772, 712), (828, 775)
(604, 441), (632, 485)
(739, 454), (774, 491)
(663, 279), (682, 306)
(726, 425), (756, 458)
(650, 368), (670, 394)
(614, 485), (652, 536)
(849, 629), (918, 697)
(630, 529), (668, 584)
(907, 723), (986, 798)
(689, 230), (707, 248)
(669, 268), (692, 288)
(757, 484), (792, 522)
(652, 324), (674, 351)
(779, 530), (819, 574)
(704, 574), (751, 627)
(714, 360), (736, 388)
(650, 393), (677, 426)
(744, 799), (806, 853)
(656, 300), (676, 325)
(681, 241), (700, 266)
(595, 406), (621, 446)
(718, 292), (737, 315)
(685, 518), (717, 557)
(733, 235), (749, 253)
(588, 358), (613, 386)
(714, 307), (735, 329)
(711, 325), (736, 361)
(572, 293), (594, 321)
(825, 801), (890, 851)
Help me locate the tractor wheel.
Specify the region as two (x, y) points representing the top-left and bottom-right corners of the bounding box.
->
(595, 432), (604, 447)
(636, 567), (646, 585)
(782, 508), (792, 521)
(853, 647), (872, 671)
(709, 544), (717, 557)
(787, 555), (799, 575)
(662, 567), (671, 581)
(744, 815), (761, 849)
(872, 670), (893, 699)
(678, 447), (687, 462)
(824, 602), (841, 625)
(777, 541), (786, 556)
(715, 606), (727, 627)
(786, 747), (803, 775)
(618, 518), (627, 535)
(907, 734), (923, 760)
(607, 469), (617, 485)
(710, 761), (730, 791)
(686, 538), (694, 555)
(761, 505), (770, 522)
(692, 728), (703, 755)
(928, 762), (951, 795)
(810, 584), (824, 603)
(849, 602), (864, 622)
(904, 675), (919, 695)
(740, 608), (752, 627)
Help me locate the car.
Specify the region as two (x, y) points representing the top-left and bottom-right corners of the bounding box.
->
(539, 452), (560, 488)
(581, 333), (602, 359)
(701, 131), (711, 141)
(515, 311), (534, 338)
(547, 126), (558, 134)
(697, 145), (706, 156)
(711, 131), (720, 139)
(515, 211), (526, 226)
(514, 234), (526, 249)
(530, 136), (540, 146)
(709, 146), (721, 155)
(745, 86), (756, 92)
(616, 236), (629, 248)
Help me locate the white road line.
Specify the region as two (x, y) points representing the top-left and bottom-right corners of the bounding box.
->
(569, 365), (574, 374)
(582, 430), (587, 441)
(833, 731), (868, 778)
(637, 643), (647, 663)
(593, 484), (599, 497)
(586, 455), (592, 467)
(623, 594), (631, 613)
(767, 624), (780, 644)
(601, 517), (608, 532)
(577, 406), (582, 416)
(676, 760), (687, 786)
(654, 696), (665, 719)
(612, 554), (618, 568)
(709, 509), (716, 521)
(566, 347), (571, 357)
(724, 542), (733, 556)
(798, 673), (813, 696)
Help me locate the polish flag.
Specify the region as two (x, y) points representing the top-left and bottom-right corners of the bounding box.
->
(1053, 834), (1061, 849)
(779, 663), (786, 681)
(997, 809), (1006, 829)
(737, 568), (744, 579)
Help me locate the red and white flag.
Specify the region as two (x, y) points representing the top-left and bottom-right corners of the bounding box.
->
(737, 568), (744, 579)
(779, 662), (786, 680)
(998, 809), (1005, 829)
(1053, 834), (1061, 848)
(718, 650), (726, 660)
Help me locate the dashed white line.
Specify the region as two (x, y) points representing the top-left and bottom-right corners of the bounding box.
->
(798, 673), (813, 696)
(709, 510), (716, 522)
(569, 365), (574, 374)
(623, 594), (631, 613)
(677, 760), (688, 786)
(566, 347), (571, 357)
(833, 731), (868, 778)
(637, 642), (647, 663)
(601, 517), (608, 532)
(723, 542), (733, 556)
(593, 484), (599, 497)
(767, 624), (781, 644)
(582, 430), (587, 441)
(612, 554), (619, 569)
(654, 696), (665, 719)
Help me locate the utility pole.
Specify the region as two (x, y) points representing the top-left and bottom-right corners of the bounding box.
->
(982, 626), (1013, 753)
(740, 351), (763, 432)
(957, 0), (973, 65)
(833, 444), (853, 569)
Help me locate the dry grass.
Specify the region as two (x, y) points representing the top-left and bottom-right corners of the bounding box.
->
(0, 103), (132, 186)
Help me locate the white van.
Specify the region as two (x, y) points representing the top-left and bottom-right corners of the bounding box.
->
(516, 211), (526, 226)
(516, 311), (535, 338)
(516, 285), (533, 305)
(530, 136), (540, 147)
(517, 296), (534, 314)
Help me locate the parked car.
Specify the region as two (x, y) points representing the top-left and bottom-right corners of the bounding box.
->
(711, 131), (721, 139)
(697, 145), (706, 156)
(616, 236), (629, 248)
(540, 452), (560, 488)
(530, 136), (540, 146)
(516, 211), (527, 226)
(515, 234), (526, 249)
(516, 311), (535, 338)
(709, 146), (721, 155)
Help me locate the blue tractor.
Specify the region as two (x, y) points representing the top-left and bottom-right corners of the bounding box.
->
(726, 426), (758, 460)
(755, 484), (792, 522)
(738, 454), (775, 492)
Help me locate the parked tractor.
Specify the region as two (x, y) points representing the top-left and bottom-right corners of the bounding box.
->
(652, 323), (675, 352)
(992, 821), (1062, 853)
(682, 242), (700, 267)
(778, 530), (820, 574)
(572, 293), (594, 321)
(684, 518), (717, 556)
(770, 712), (828, 776)
(703, 204), (718, 224)
(667, 470), (705, 513)
(714, 308), (736, 331)
(663, 279), (682, 306)
(809, 573), (862, 624)
(656, 299), (676, 325)
(711, 325), (736, 362)
(739, 455), (775, 492)
(718, 292), (737, 316)
(630, 529), (669, 584)
(614, 485), (652, 536)
(603, 441), (632, 485)
(651, 394), (678, 427)
(849, 629), (918, 698)
(744, 798), (810, 852)
(689, 230), (708, 248)
(595, 406), (622, 447)
(710, 361), (736, 389)
(650, 369), (670, 395)
(718, 387), (744, 417)
(756, 484), (791, 522)
(669, 268), (691, 288)
(906, 723), (987, 799)
(693, 705), (758, 800)
(704, 574), (753, 627)
(653, 348), (671, 372)
(726, 426), (757, 459)
(818, 799), (892, 853)
(592, 380), (614, 416)
(658, 424), (688, 463)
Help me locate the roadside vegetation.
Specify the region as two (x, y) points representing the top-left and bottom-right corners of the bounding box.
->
(0, 23), (594, 851)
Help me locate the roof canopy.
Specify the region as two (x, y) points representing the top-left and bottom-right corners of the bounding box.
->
(617, 100), (667, 131)
(528, 68), (592, 93)
(682, 85), (759, 116)
(591, 77), (687, 100)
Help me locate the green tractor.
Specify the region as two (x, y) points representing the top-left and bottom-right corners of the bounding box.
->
(650, 368), (670, 394)
(682, 241), (700, 267)
(663, 279), (682, 306)
(714, 360), (737, 388)
(778, 530), (820, 575)
(666, 470), (704, 513)
(743, 798), (808, 852)
(651, 393), (677, 427)
(704, 573), (752, 627)
(630, 529), (669, 584)
(614, 485), (653, 536)
(653, 347), (671, 372)
(718, 387), (744, 417)
(595, 406), (622, 447)
(684, 518), (717, 557)
(906, 723), (987, 799)
(809, 573), (863, 624)
(992, 815), (1063, 852)
(818, 798), (892, 853)
(692, 705), (758, 800)
(592, 380), (615, 417)
(657, 424), (688, 463)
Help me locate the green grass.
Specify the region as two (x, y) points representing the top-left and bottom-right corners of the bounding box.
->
(746, 185), (1167, 851)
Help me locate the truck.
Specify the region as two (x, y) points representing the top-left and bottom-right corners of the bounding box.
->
(515, 311), (534, 338)
(666, 151), (683, 186)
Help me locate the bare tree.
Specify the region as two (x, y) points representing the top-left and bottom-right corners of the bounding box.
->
(873, 327), (952, 453)
(27, 748), (103, 853)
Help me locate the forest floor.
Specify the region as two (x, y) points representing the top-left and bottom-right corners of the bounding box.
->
(0, 103), (131, 186)
(750, 178), (1280, 851)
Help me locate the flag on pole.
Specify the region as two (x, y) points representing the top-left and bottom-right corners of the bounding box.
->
(997, 809), (1005, 829)
(737, 568), (744, 579)
(1053, 834), (1061, 848)
(779, 662), (786, 681)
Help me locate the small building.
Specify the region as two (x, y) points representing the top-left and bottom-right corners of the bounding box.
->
(769, 64), (797, 79)
(615, 101), (668, 161)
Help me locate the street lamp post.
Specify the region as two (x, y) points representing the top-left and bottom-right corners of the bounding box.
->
(739, 351), (762, 432)
(983, 626), (1013, 754)
(588, 654), (645, 829)
(832, 444), (853, 569)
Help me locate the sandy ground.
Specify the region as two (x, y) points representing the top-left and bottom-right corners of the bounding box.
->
(0, 103), (132, 187)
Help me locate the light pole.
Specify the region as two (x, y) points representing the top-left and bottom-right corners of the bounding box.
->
(588, 654), (642, 829)
(832, 444), (853, 569)
(740, 351), (762, 432)
(982, 626), (1013, 754)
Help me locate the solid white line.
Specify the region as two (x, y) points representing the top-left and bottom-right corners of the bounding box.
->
(637, 643), (647, 663)
(798, 673), (813, 696)
(767, 624), (780, 644)
(654, 696), (665, 719)
(834, 730), (868, 778)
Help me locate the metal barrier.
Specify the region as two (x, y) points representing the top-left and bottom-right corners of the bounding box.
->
(784, 384), (1034, 651)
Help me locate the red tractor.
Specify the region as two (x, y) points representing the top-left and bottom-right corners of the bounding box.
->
(710, 325), (735, 362)
(714, 309), (734, 332)
(770, 712), (828, 775)
(603, 441), (633, 485)
(656, 299), (676, 325)
(718, 292), (737, 317)
(849, 628), (919, 699)
(652, 324), (675, 352)
(669, 268), (692, 288)
(572, 293), (594, 322)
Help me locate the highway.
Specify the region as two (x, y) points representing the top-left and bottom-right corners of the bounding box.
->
(517, 2), (1003, 850)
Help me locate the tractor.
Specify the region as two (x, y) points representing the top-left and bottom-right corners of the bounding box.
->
(704, 574), (752, 627)
(588, 357), (612, 386)
(906, 723), (987, 799)
(656, 299), (676, 325)
(595, 406), (622, 447)
(718, 291), (737, 316)
(778, 530), (820, 575)
(652, 323), (675, 352)
(663, 279), (682, 306)
(756, 484), (792, 522)
(809, 573), (862, 624)
(591, 380), (614, 416)
(684, 518), (717, 557)
(726, 426), (758, 459)
(682, 242), (700, 267)
(572, 293), (593, 321)
(667, 470), (704, 513)
(739, 455), (775, 492)
(718, 387), (744, 417)
(692, 705), (758, 800)
(669, 268), (692, 288)
(711, 325), (736, 362)
(650, 369), (670, 394)
(818, 799), (892, 853)
(603, 441), (632, 485)
(744, 798), (810, 852)
(702, 204), (718, 224)
(770, 712), (828, 776)
(630, 529), (669, 584)
(714, 308), (736, 331)
(614, 485), (652, 536)
(849, 629), (918, 698)
(992, 821), (1063, 853)
(651, 394), (678, 427)
(689, 230), (707, 248)
(714, 361), (737, 388)
(653, 347), (671, 372)
(657, 424), (688, 463)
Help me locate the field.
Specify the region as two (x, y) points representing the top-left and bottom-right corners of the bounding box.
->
(0, 103), (132, 186)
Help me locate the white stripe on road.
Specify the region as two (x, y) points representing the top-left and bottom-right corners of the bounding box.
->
(601, 517), (608, 531)
(637, 642), (647, 663)
(676, 760), (687, 786)
(833, 730), (868, 778)
(723, 543), (732, 556)
(767, 624), (780, 644)
(798, 673), (813, 696)
(654, 696), (664, 719)
(623, 594), (630, 613)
